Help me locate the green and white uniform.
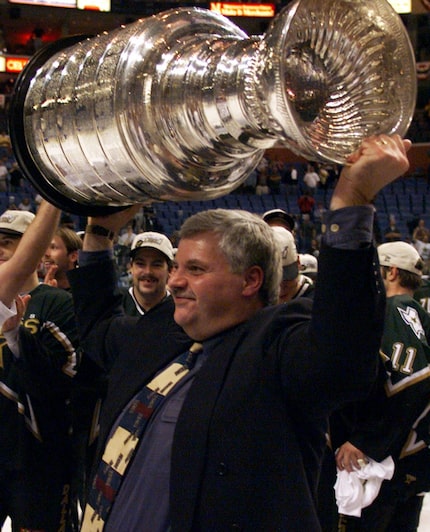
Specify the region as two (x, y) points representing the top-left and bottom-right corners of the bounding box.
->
(0, 283), (79, 531)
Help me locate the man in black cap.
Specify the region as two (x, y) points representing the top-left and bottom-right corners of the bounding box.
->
(262, 208), (295, 233)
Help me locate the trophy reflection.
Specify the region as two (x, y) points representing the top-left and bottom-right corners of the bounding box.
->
(9, 0), (416, 214)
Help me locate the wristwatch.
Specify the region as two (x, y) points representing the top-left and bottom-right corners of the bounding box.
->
(85, 224), (115, 241)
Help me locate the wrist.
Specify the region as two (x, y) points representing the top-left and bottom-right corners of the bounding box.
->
(330, 185), (369, 210)
(85, 224), (115, 241)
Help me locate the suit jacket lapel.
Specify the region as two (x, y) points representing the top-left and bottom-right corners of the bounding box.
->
(169, 322), (249, 531)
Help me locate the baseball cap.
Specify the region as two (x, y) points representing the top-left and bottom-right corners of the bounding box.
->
(263, 209), (295, 232)
(299, 254), (318, 275)
(130, 231), (174, 261)
(378, 241), (423, 276)
(272, 226), (298, 281)
(0, 210), (35, 236)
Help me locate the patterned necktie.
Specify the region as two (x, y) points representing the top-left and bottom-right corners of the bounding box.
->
(81, 342), (203, 531)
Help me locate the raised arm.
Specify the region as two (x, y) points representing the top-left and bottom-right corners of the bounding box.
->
(287, 134), (412, 410)
(0, 200), (61, 307)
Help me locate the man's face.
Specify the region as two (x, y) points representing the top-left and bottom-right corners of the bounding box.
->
(0, 233), (20, 264)
(130, 248), (170, 305)
(44, 235), (76, 275)
(168, 232), (250, 341)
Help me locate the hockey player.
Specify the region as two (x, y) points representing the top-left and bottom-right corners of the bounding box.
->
(336, 241), (430, 530)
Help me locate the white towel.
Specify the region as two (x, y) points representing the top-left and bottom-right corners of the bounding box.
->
(334, 456), (395, 517)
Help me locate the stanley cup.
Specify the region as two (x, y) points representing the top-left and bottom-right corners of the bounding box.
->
(9, 0), (417, 214)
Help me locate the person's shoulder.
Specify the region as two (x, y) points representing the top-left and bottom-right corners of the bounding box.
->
(149, 293), (175, 314)
(255, 300), (313, 332)
(388, 293), (414, 305)
(31, 283), (73, 302)
(387, 294), (426, 317)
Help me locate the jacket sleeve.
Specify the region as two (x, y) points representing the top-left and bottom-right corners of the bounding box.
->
(14, 288), (79, 399)
(68, 258), (128, 371)
(283, 244), (385, 416)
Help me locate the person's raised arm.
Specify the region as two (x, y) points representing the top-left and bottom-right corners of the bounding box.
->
(0, 200), (61, 308)
(294, 135), (412, 408)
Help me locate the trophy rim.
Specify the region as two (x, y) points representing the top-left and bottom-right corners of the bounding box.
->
(8, 34), (128, 216)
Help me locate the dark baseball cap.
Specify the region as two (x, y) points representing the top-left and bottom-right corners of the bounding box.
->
(262, 209), (295, 231)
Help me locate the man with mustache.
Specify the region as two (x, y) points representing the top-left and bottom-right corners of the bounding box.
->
(68, 135), (410, 530)
(122, 231), (174, 316)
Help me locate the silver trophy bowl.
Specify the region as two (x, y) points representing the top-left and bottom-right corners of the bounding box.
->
(9, 0), (416, 214)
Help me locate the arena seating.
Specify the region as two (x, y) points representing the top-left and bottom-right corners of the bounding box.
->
(155, 175), (430, 240)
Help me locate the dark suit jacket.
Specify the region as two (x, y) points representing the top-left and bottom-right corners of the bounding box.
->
(69, 243), (384, 531)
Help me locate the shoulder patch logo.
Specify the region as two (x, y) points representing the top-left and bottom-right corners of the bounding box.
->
(398, 306), (425, 340)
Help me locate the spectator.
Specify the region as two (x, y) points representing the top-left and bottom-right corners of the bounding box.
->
(413, 218), (430, 243)
(298, 192), (316, 217)
(267, 160), (282, 194)
(255, 157), (270, 195)
(298, 213), (317, 253)
(115, 223), (137, 273)
(0, 156), (8, 192)
(17, 197), (33, 212)
(303, 163), (320, 195)
(118, 223), (136, 249)
(285, 164), (299, 195)
(383, 213), (402, 242)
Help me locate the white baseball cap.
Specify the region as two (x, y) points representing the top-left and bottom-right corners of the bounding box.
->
(130, 231), (174, 261)
(272, 226), (298, 280)
(0, 210), (35, 236)
(378, 241), (423, 276)
(299, 253), (318, 273)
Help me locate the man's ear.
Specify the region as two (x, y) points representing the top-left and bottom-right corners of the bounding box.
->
(242, 265), (264, 297)
(387, 266), (399, 281)
(69, 249), (79, 266)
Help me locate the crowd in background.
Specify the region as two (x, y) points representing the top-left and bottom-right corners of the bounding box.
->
(0, 122), (430, 283)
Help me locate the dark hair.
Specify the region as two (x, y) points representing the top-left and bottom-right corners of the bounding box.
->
(381, 265), (422, 291)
